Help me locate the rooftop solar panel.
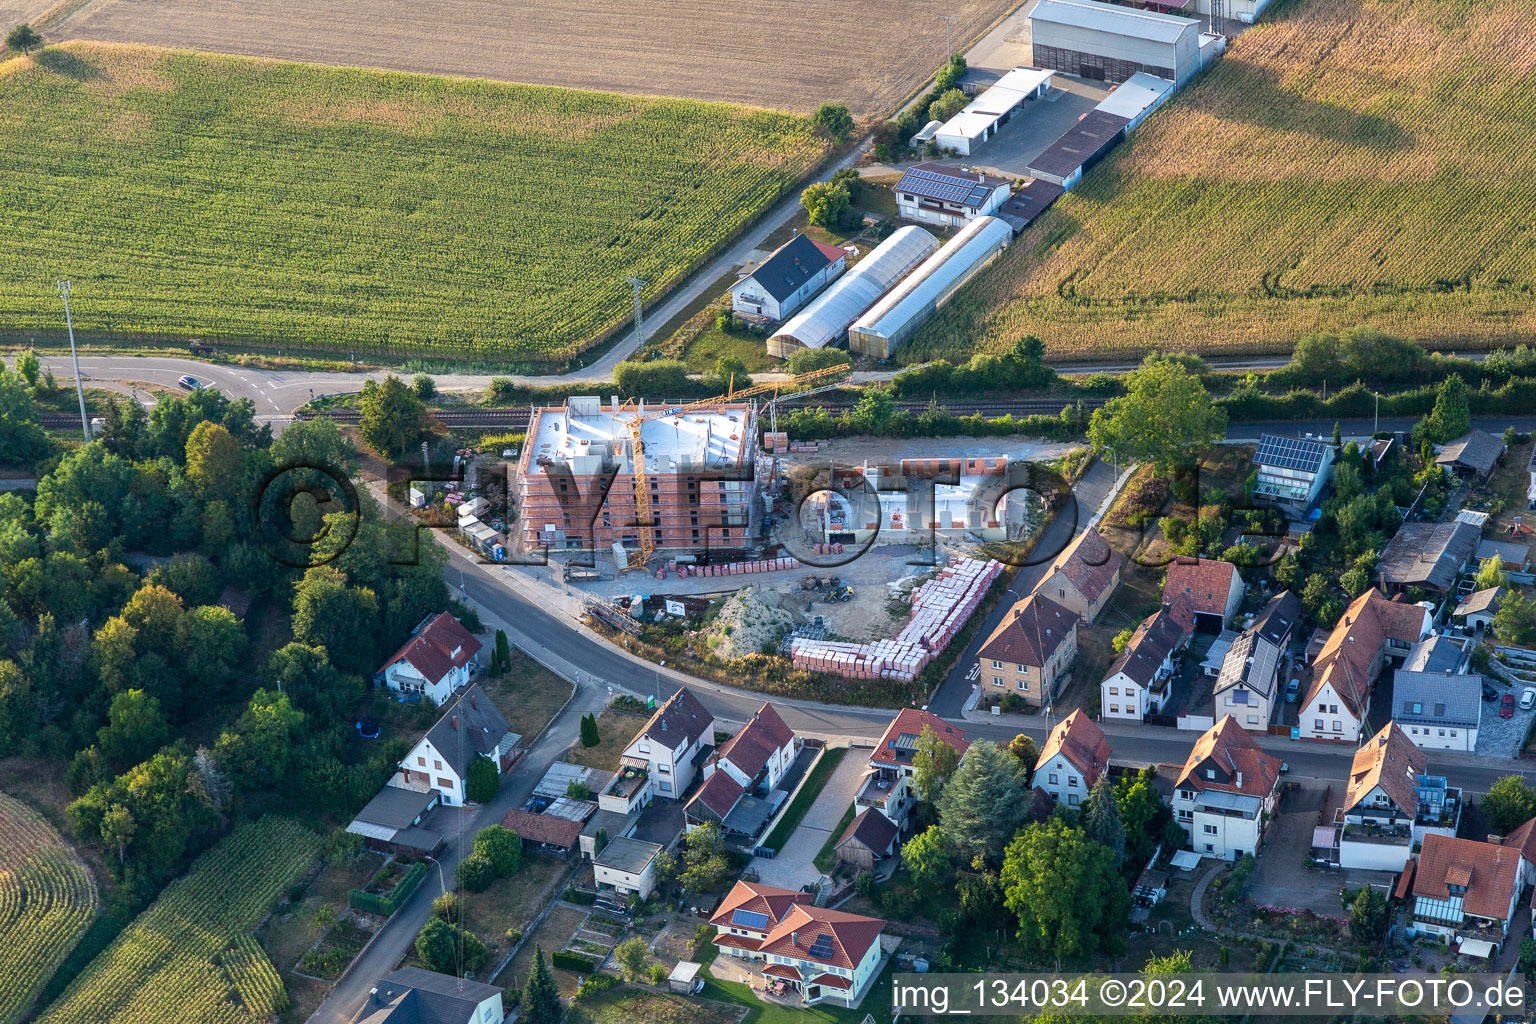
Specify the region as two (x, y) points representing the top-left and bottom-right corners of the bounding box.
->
(808, 933), (836, 959)
(732, 909), (771, 930)
(1254, 434), (1327, 473)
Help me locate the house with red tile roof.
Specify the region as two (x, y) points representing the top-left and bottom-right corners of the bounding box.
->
(1335, 723), (1460, 872)
(710, 880), (814, 961)
(1171, 716), (1282, 861)
(376, 612), (483, 706)
(1162, 558), (1244, 635)
(976, 593), (1079, 709)
(1410, 833), (1523, 953)
(855, 709), (968, 830)
(1035, 710), (1110, 808)
(1300, 590), (1431, 742)
(757, 903), (887, 1007)
(1034, 528), (1124, 625)
(710, 703), (801, 792)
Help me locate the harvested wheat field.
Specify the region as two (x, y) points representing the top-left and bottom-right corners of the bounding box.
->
(903, 0), (1536, 364)
(0, 43), (830, 363)
(49, 0), (1016, 116)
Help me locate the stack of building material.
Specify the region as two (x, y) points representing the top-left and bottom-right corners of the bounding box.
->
(763, 432), (790, 451)
(789, 557), (1002, 681)
(678, 556), (801, 578)
(787, 440), (830, 454)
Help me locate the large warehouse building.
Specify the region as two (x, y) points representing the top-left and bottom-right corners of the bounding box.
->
(1030, 0), (1202, 86)
(848, 217), (1012, 359)
(767, 225), (939, 358)
(517, 397), (756, 554)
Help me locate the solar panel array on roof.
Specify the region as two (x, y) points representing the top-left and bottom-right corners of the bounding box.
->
(732, 909), (770, 930)
(808, 933), (836, 959)
(897, 166), (990, 207)
(1254, 434), (1328, 473)
(893, 733), (920, 748)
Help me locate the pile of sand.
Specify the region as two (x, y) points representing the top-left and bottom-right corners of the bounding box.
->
(700, 585), (792, 661)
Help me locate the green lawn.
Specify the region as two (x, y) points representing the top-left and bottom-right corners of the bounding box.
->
(699, 960), (897, 1024)
(762, 746), (846, 852)
(0, 43), (828, 365)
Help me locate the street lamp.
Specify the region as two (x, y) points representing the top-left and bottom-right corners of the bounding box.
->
(57, 281), (90, 442)
(936, 14), (954, 66)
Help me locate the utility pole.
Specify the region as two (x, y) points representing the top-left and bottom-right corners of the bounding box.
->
(1374, 391), (1380, 436)
(57, 281), (91, 442)
(936, 15), (954, 68)
(627, 277), (647, 349)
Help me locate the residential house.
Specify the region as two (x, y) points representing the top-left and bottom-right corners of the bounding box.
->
(1409, 833), (1523, 955)
(1453, 587), (1504, 631)
(1212, 590), (1301, 732)
(593, 836), (664, 899)
(1251, 434), (1336, 516)
(834, 808), (900, 871)
(976, 593), (1079, 708)
(1335, 723), (1460, 871)
(392, 684), (520, 807)
(1162, 558), (1244, 634)
(710, 880), (814, 962)
(1300, 590), (1432, 742)
(617, 686), (715, 802)
(1034, 528), (1125, 625)
(353, 967), (502, 1024)
(855, 709), (969, 830)
(1034, 710), (1110, 808)
(1528, 446), (1536, 507)
(757, 904), (887, 1008)
(1435, 430), (1507, 483)
(1171, 716), (1282, 861)
(375, 612), (483, 706)
(499, 808), (583, 858)
(894, 162), (1012, 229)
(1101, 607), (1188, 721)
(730, 233), (848, 323)
(708, 703), (801, 792)
(1393, 670), (1482, 753)
(345, 787), (444, 858)
(1477, 539), (1530, 573)
(1376, 520), (1480, 595)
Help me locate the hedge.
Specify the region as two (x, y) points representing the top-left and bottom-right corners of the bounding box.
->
(349, 861), (428, 917)
(552, 950), (596, 973)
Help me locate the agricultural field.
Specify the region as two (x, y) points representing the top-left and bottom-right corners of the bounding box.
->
(38, 816), (320, 1024)
(0, 44), (829, 364)
(904, 0), (1536, 364)
(45, 0), (1015, 116)
(0, 793), (98, 1024)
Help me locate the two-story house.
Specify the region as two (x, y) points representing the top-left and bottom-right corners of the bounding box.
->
(1251, 434), (1336, 517)
(617, 687), (715, 802)
(729, 233), (848, 323)
(1034, 528), (1125, 626)
(686, 702), (801, 840)
(855, 709), (969, 830)
(391, 684), (520, 807)
(1410, 833), (1523, 956)
(710, 880), (814, 962)
(1301, 590), (1432, 741)
(356, 967), (503, 1024)
(1334, 723), (1460, 871)
(1212, 590), (1300, 732)
(1162, 558), (1244, 635)
(976, 593), (1079, 709)
(375, 612), (482, 706)
(757, 904), (887, 1008)
(1034, 710), (1110, 808)
(893, 162), (1011, 229)
(1171, 716), (1282, 861)
(1101, 607), (1188, 721)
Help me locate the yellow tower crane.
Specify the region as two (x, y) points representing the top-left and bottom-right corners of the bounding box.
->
(614, 362), (852, 571)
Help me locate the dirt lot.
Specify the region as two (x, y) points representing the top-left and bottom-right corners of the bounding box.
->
(50, 0), (1018, 116)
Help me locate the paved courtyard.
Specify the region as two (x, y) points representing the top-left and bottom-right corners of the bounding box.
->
(1475, 680), (1536, 757)
(1247, 781), (1349, 918)
(752, 747), (869, 890)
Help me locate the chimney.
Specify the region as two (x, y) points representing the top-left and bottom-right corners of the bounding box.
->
(452, 715), (459, 731)
(470, 694), (477, 710)
(370, 988), (380, 1005)
(1236, 770), (1243, 788)
(792, 930), (799, 947)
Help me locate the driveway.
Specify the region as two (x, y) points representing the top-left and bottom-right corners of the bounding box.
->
(1476, 683), (1536, 758)
(752, 747), (870, 889)
(1247, 780), (1348, 919)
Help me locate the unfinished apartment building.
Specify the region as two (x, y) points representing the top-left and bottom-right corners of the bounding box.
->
(517, 396), (758, 556)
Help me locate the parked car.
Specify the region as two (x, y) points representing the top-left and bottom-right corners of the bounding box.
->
(1285, 679), (1300, 703)
(176, 374), (203, 390)
(1501, 693), (1516, 718)
(1483, 682), (1500, 702)
(1521, 687), (1536, 711)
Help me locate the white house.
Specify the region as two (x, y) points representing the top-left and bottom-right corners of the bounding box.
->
(756, 904), (887, 1008)
(1300, 590), (1432, 742)
(1101, 607), (1188, 721)
(708, 702), (800, 792)
(1212, 590), (1300, 732)
(1034, 710), (1109, 808)
(1393, 671), (1482, 752)
(710, 880), (814, 961)
(1336, 723), (1459, 872)
(375, 612), (483, 706)
(1172, 716), (1282, 861)
(893, 163), (1012, 229)
(391, 684), (520, 807)
(357, 967), (503, 1024)
(1453, 588), (1503, 632)
(1409, 833), (1522, 955)
(592, 836), (663, 899)
(855, 709), (969, 830)
(730, 233), (848, 323)
(618, 687), (715, 801)
(1251, 435), (1336, 517)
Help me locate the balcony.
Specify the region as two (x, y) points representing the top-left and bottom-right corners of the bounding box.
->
(856, 769), (901, 809)
(599, 764), (650, 815)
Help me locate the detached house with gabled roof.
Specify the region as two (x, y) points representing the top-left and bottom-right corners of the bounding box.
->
(687, 702), (802, 842)
(618, 686), (714, 803)
(1162, 558), (1244, 635)
(391, 683), (520, 807)
(1171, 716), (1282, 861)
(757, 904), (888, 1008)
(1333, 723), (1460, 872)
(976, 593), (1079, 708)
(1035, 528), (1124, 625)
(1101, 606), (1189, 721)
(1035, 710), (1110, 808)
(1409, 833), (1523, 954)
(1301, 590), (1431, 742)
(1213, 590), (1300, 732)
(376, 611), (483, 706)
(730, 233), (848, 324)
(855, 709), (968, 830)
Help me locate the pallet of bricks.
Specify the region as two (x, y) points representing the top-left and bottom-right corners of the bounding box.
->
(678, 556), (801, 578)
(786, 438), (829, 454)
(788, 557), (1002, 682)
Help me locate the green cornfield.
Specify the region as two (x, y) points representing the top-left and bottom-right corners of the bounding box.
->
(0, 43), (828, 363)
(904, 0), (1536, 363)
(0, 794), (99, 1024)
(38, 816), (320, 1024)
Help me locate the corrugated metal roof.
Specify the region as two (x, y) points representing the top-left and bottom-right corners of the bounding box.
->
(770, 226), (939, 350)
(1094, 72), (1175, 121)
(1031, 0), (1199, 44)
(936, 67), (1054, 143)
(1027, 110), (1129, 180)
(849, 217), (1012, 343)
